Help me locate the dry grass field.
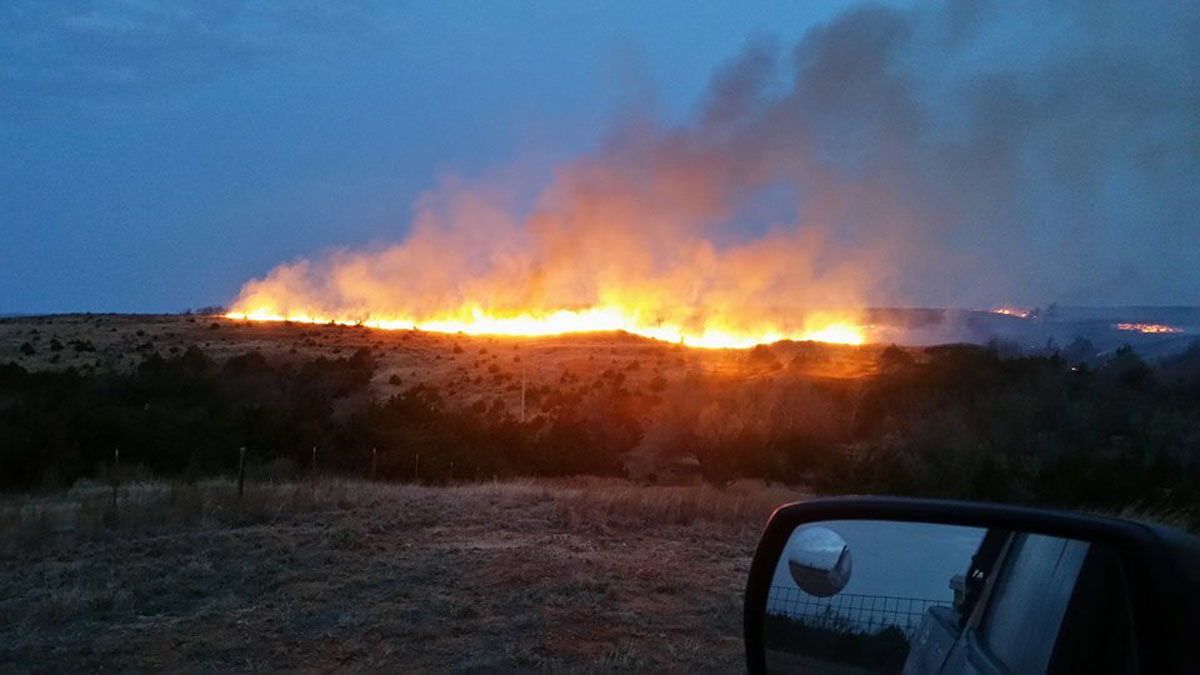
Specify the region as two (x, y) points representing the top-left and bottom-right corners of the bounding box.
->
(0, 478), (806, 672)
(0, 314), (854, 670)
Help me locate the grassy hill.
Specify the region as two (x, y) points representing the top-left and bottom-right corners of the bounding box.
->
(0, 313), (882, 407)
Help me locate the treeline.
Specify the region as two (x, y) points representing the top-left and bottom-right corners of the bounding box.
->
(663, 343), (1200, 523)
(0, 345), (639, 489)
(2, 341), (1199, 526)
(1, 346), (374, 488)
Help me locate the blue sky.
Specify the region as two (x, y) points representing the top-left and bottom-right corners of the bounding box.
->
(1, 2), (859, 312)
(2, 1), (1197, 313)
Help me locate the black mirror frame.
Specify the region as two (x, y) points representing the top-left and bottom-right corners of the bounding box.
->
(744, 496), (1200, 674)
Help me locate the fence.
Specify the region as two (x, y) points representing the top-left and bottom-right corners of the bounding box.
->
(767, 586), (951, 636)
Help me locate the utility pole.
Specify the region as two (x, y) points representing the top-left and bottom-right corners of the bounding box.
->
(520, 361), (527, 423)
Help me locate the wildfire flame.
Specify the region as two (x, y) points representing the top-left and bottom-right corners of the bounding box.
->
(1114, 323), (1184, 335)
(226, 95), (883, 351)
(226, 306), (866, 348)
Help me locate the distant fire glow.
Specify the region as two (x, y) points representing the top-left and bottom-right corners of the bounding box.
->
(226, 307), (867, 348)
(1114, 323), (1184, 335)
(991, 307), (1032, 319)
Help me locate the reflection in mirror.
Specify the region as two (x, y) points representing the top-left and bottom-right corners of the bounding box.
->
(762, 522), (1134, 674)
(786, 526), (852, 597)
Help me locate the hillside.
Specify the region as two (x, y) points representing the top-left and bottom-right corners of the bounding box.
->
(0, 313), (883, 412)
(2, 313), (1198, 529)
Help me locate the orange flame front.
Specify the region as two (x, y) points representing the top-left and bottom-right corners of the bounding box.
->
(226, 306), (866, 348)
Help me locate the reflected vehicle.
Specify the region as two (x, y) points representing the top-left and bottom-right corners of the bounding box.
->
(744, 497), (1200, 674)
(906, 530), (1131, 674)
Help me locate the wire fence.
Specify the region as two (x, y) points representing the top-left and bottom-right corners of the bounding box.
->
(767, 586), (952, 636)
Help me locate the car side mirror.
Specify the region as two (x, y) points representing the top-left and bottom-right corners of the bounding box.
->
(743, 497), (1200, 674)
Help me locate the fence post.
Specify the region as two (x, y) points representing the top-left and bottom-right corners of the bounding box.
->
(110, 447), (120, 526)
(371, 447), (377, 482)
(237, 446), (246, 499)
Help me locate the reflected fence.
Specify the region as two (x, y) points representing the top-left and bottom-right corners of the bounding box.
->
(767, 586), (952, 636)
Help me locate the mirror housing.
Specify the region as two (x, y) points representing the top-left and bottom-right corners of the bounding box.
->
(744, 496), (1200, 674)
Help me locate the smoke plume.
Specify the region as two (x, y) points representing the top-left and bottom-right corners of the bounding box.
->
(233, 1), (1200, 333)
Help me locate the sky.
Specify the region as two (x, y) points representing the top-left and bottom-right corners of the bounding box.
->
(2, 1), (1197, 314)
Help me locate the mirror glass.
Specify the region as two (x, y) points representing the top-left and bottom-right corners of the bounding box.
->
(763, 521), (1133, 674)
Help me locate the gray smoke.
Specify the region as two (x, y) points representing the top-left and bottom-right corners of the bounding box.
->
(592, 0), (1200, 307)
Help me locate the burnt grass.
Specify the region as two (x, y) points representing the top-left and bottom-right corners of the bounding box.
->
(0, 479), (800, 672)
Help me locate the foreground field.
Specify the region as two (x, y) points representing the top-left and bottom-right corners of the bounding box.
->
(0, 479), (804, 672)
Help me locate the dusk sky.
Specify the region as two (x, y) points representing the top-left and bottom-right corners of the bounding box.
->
(3, 1), (1197, 315)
